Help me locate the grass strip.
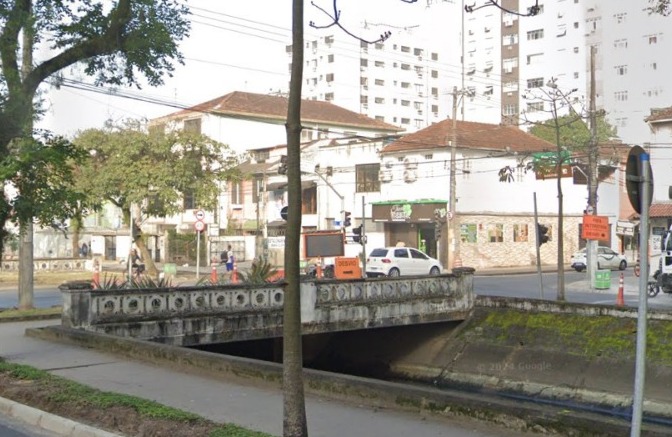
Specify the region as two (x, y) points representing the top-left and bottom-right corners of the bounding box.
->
(0, 359), (274, 437)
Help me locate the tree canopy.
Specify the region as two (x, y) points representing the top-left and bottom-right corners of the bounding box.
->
(0, 0), (190, 253)
(528, 114), (617, 153)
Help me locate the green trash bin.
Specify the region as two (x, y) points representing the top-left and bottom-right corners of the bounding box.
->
(163, 263), (177, 281)
(594, 269), (611, 289)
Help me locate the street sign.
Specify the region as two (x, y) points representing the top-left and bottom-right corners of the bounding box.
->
(581, 215), (609, 240)
(280, 206), (288, 221)
(194, 210), (206, 221)
(626, 146), (653, 214)
(194, 221), (206, 232)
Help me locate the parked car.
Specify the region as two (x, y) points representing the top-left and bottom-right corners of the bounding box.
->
(366, 247), (443, 277)
(570, 246), (627, 272)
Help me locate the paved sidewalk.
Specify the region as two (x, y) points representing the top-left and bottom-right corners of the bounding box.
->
(1, 320), (527, 437)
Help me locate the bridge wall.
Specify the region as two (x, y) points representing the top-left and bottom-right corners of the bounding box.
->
(61, 269), (474, 346)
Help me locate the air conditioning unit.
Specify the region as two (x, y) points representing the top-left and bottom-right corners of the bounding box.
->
(379, 170), (393, 183)
(404, 157), (418, 169)
(403, 169), (417, 183)
(384, 160), (394, 169)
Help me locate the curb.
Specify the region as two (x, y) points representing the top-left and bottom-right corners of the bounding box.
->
(0, 396), (123, 437)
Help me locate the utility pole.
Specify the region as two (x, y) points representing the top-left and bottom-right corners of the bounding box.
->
(449, 86), (468, 269)
(587, 45), (599, 290)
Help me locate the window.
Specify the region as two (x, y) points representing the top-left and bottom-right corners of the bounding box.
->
(360, 59), (368, 67)
(401, 63), (411, 70)
(513, 224), (529, 242)
(414, 48), (423, 56)
(615, 117), (628, 128)
(484, 86), (493, 96)
(424, 154), (433, 160)
(401, 46), (410, 53)
(614, 12), (627, 24)
(503, 34), (518, 46)
(647, 34), (658, 44)
(325, 92), (334, 101)
(355, 163), (380, 192)
(230, 181), (242, 204)
(326, 73), (334, 82)
(526, 102), (544, 112)
(526, 53), (543, 65)
(527, 29), (544, 40)
(557, 25), (567, 37)
(360, 77), (368, 86)
(183, 118), (201, 134)
(328, 54), (334, 63)
(325, 35), (334, 44)
(375, 97), (385, 104)
(375, 60), (385, 67)
(573, 22), (579, 28)
(574, 72), (579, 79)
(503, 81), (518, 92)
(183, 190), (196, 210)
(414, 101), (423, 110)
(431, 52), (438, 61)
(253, 150), (270, 162)
(527, 77), (544, 88)
(488, 224), (504, 243)
(615, 65), (627, 75)
(401, 118), (410, 125)
(302, 185), (317, 214)
(375, 78), (384, 86)
(614, 91), (628, 101)
(431, 87), (438, 97)
(360, 95), (368, 104)
(503, 57), (518, 73)
(460, 224), (477, 243)
(401, 100), (410, 107)
(503, 104), (518, 116)
(401, 82), (410, 89)
(614, 39), (628, 49)
(462, 158), (471, 180)
(431, 104), (438, 113)
(375, 42), (384, 50)
(431, 70), (438, 78)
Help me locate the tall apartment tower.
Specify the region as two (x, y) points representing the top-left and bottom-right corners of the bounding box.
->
(462, 0), (671, 144)
(586, 1), (672, 144)
(287, 2), (461, 133)
(462, 0), (587, 126)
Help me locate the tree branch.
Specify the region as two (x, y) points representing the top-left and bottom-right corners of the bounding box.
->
(0, 0), (31, 94)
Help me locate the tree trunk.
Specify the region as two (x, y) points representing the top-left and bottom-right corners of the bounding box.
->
(18, 5), (35, 310)
(282, 0), (308, 436)
(71, 216), (82, 258)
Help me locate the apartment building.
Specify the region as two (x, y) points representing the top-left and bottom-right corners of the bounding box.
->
(289, 1), (461, 132)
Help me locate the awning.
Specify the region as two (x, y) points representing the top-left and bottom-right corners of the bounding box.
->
(616, 220), (637, 236)
(266, 181), (287, 191)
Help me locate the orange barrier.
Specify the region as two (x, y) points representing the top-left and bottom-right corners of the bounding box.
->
(92, 268), (100, 289)
(334, 257), (362, 279)
(267, 268), (285, 282)
(231, 262), (239, 283)
(210, 265), (218, 283)
(617, 272), (625, 306)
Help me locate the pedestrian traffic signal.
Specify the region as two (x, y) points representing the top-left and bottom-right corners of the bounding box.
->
(278, 155), (288, 175)
(537, 223), (549, 246)
(344, 211), (352, 227)
(352, 224), (363, 244)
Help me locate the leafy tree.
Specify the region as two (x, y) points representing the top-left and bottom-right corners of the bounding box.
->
(72, 122), (240, 277)
(0, 0), (190, 305)
(528, 114), (617, 154)
(649, 0), (672, 15)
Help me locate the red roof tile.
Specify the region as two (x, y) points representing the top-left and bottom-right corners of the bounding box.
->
(650, 203), (672, 217)
(381, 119), (555, 154)
(155, 91), (402, 133)
(645, 107), (672, 123)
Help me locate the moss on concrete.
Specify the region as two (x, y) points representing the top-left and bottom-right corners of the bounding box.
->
(472, 310), (672, 366)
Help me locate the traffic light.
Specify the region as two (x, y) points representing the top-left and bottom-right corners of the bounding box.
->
(435, 221), (442, 240)
(343, 211), (352, 227)
(278, 155), (288, 175)
(353, 224), (363, 244)
(537, 223), (549, 246)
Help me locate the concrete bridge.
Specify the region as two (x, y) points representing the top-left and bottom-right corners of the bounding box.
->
(60, 269), (475, 347)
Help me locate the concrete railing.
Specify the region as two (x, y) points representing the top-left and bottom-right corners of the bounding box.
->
(60, 268), (475, 346)
(2, 257), (88, 272)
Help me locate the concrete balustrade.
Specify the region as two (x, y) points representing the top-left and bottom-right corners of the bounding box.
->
(60, 269), (475, 347)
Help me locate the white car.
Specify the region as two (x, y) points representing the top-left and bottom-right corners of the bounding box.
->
(366, 247), (443, 277)
(570, 246), (628, 272)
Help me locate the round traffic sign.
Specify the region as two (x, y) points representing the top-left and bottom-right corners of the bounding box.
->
(194, 210), (206, 221)
(194, 221), (206, 232)
(280, 206), (288, 221)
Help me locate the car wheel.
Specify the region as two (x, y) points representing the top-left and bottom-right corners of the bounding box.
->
(574, 267), (584, 272)
(388, 268), (400, 277)
(619, 260), (627, 270)
(429, 266), (440, 275)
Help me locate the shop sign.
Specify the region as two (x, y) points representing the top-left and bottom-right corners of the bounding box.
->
(390, 204), (413, 221)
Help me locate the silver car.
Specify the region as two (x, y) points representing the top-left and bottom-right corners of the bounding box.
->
(570, 246), (627, 272)
(366, 247), (443, 277)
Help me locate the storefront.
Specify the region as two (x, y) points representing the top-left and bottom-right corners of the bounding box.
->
(371, 200), (448, 263)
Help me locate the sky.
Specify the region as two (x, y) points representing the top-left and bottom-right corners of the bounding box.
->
(38, 0), (454, 138)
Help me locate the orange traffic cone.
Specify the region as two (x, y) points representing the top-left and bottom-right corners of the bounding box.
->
(616, 272), (625, 306)
(210, 265), (218, 283)
(231, 262), (239, 284)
